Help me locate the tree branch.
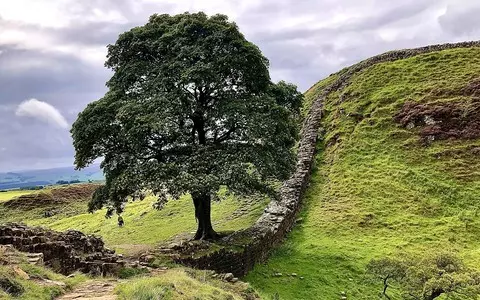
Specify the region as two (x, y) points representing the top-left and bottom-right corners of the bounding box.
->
(215, 126), (237, 143)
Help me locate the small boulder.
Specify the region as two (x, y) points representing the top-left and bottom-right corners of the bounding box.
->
(142, 255), (155, 264)
(13, 266), (29, 280)
(223, 273), (234, 281)
(42, 279), (66, 287)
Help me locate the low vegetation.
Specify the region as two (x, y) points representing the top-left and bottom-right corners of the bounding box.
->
(0, 190), (33, 202)
(246, 47), (480, 299)
(0, 185), (268, 255)
(116, 268), (258, 299)
(367, 252), (480, 300)
(0, 246), (87, 299)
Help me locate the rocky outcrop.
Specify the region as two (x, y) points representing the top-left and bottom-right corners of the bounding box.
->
(168, 41), (480, 276)
(0, 223), (124, 275)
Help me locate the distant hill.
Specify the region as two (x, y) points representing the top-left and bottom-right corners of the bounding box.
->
(0, 164), (104, 190)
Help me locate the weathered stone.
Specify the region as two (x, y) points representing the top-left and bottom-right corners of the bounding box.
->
(0, 223), (124, 275)
(223, 273), (234, 281)
(13, 266), (29, 280)
(145, 255), (155, 263)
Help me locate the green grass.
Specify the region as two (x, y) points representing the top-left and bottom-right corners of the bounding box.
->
(0, 248), (88, 300)
(0, 192), (268, 255)
(246, 47), (480, 299)
(0, 190), (33, 202)
(116, 268), (257, 299)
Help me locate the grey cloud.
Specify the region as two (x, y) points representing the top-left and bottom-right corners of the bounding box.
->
(1, 0), (480, 171)
(54, 22), (133, 46)
(0, 47), (109, 171)
(341, 0), (436, 31)
(0, 47), (109, 110)
(439, 3), (480, 36)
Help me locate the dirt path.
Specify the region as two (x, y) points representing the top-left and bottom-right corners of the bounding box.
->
(57, 280), (119, 300)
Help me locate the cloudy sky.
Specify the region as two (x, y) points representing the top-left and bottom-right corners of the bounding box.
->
(0, 0), (480, 172)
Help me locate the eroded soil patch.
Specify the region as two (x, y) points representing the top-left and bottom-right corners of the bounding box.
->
(395, 100), (480, 142)
(3, 184), (98, 209)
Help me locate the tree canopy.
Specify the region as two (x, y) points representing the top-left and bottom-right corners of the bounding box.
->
(71, 12), (302, 239)
(367, 253), (480, 300)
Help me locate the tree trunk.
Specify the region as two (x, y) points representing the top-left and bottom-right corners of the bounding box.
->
(382, 276), (391, 300)
(426, 289), (444, 300)
(192, 193), (218, 240)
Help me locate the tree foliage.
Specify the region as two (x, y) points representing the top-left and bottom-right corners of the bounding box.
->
(71, 12), (302, 237)
(367, 253), (480, 300)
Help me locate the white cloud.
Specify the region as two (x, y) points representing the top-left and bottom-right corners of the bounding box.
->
(16, 99), (69, 129)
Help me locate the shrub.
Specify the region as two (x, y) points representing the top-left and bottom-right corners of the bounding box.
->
(367, 253), (480, 300)
(0, 277), (24, 297)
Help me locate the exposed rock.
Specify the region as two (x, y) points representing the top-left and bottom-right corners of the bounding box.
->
(26, 253), (44, 265)
(57, 280), (117, 300)
(223, 273), (234, 281)
(43, 210), (57, 218)
(0, 223), (125, 276)
(13, 266), (29, 280)
(41, 279), (66, 287)
(139, 254), (155, 264)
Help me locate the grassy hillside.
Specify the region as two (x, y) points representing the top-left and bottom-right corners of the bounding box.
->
(0, 186), (268, 255)
(246, 47), (480, 299)
(0, 190), (33, 202)
(0, 184), (265, 299)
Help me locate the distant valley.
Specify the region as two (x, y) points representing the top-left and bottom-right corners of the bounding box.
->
(0, 164), (104, 190)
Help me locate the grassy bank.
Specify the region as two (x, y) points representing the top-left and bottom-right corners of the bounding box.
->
(246, 47), (480, 299)
(0, 189), (268, 255)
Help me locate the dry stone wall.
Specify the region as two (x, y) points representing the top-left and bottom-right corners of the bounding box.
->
(172, 41), (480, 276)
(0, 223), (124, 275)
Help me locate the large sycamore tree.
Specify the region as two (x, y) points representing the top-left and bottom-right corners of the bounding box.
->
(71, 12), (302, 240)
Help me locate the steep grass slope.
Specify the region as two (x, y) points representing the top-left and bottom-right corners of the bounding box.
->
(247, 47), (480, 299)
